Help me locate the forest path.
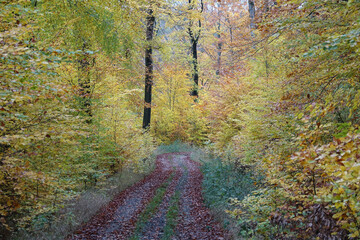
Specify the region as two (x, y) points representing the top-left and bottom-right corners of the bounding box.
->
(67, 153), (227, 240)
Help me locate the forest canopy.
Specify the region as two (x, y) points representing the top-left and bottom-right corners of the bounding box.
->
(1, 0), (359, 239)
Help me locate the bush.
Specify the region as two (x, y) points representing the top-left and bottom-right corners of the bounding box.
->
(201, 158), (264, 238)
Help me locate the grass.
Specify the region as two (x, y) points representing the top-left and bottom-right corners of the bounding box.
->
(11, 168), (153, 240)
(201, 158), (264, 239)
(130, 173), (174, 240)
(156, 141), (260, 238)
(156, 141), (267, 239)
(202, 159), (262, 206)
(11, 141), (263, 240)
(155, 140), (195, 154)
(155, 140), (213, 164)
(161, 190), (181, 240)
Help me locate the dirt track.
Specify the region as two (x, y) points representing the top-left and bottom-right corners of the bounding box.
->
(67, 153), (227, 240)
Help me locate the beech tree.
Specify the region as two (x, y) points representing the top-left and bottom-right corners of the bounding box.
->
(2, 0), (360, 239)
(187, 0), (203, 97)
(143, 6), (156, 129)
(248, 0), (255, 37)
(78, 41), (94, 123)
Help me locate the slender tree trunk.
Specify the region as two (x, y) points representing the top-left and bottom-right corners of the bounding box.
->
(188, 0), (203, 97)
(248, 0), (255, 37)
(225, 16), (234, 62)
(216, 3), (222, 77)
(142, 8), (155, 129)
(190, 37), (199, 96)
(78, 41), (93, 123)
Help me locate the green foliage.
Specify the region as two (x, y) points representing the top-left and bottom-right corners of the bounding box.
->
(2, 0), (359, 238)
(131, 174), (174, 240)
(0, 0), (155, 237)
(156, 140), (194, 153)
(227, 189), (283, 239)
(212, 0), (360, 239)
(12, 168), (148, 240)
(202, 159), (262, 208)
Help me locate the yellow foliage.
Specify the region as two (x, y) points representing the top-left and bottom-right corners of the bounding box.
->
(151, 63), (208, 145)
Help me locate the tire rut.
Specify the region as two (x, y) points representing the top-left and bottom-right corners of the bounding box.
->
(139, 155), (188, 240)
(67, 152), (227, 240)
(67, 157), (172, 240)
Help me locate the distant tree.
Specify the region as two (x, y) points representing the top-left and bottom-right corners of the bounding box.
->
(188, 0), (203, 97)
(248, 0), (255, 36)
(77, 41), (94, 123)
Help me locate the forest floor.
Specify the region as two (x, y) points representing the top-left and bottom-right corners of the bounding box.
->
(66, 152), (227, 240)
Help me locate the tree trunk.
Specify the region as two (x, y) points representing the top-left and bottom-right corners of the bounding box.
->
(188, 0), (203, 97)
(248, 0), (255, 37)
(78, 41), (93, 123)
(216, 3), (222, 77)
(142, 8), (155, 129)
(225, 16), (234, 62)
(190, 37), (199, 96)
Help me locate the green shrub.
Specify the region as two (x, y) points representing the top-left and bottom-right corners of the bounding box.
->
(201, 159), (262, 208)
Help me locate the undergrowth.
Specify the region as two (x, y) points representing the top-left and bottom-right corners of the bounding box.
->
(157, 140), (268, 238)
(201, 158), (264, 239)
(156, 140), (194, 154)
(156, 140), (213, 164)
(11, 168), (152, 240)
(202, 160), (262, 208)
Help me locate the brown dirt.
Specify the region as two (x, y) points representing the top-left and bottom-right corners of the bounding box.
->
(67, 153), (228, 240)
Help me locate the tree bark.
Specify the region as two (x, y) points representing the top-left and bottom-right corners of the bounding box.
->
(142, 8), (155, 129)
(188, 0), (203, 97)
(78, 41), (93, 123)
(248, 0), (255, 37)
(216, 2), (222, 77)
(190, 36), (199, 96)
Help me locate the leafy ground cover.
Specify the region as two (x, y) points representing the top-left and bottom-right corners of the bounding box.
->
(202, 160), (262, 208)
(2, 1), (359, 239)
(66, 152), (226, 240)
(10, 169), (150, 240)
(201, 159), (264, 239)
